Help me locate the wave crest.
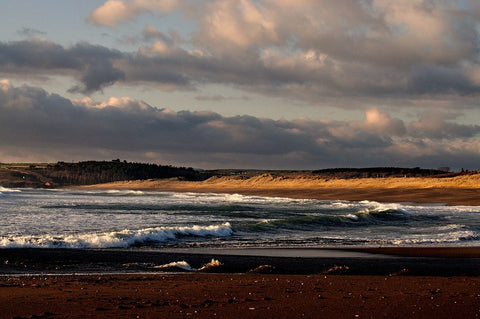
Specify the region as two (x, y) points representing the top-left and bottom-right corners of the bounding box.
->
(0, 187), (21, 196)
(0, 222), (232, 248)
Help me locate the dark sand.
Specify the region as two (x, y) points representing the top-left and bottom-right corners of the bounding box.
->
(1, 248), (480, 318)
(2, 273), (480, 319)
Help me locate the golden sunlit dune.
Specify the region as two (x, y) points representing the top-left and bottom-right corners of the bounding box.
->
(84, 172), (480, 190)
(81, 172), (480, 205)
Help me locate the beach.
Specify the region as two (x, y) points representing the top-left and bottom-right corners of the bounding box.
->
(1, 247), (480, 318)
(2, 273), (480, 319)
(80, 173), (480, 206)
(2, 175), (480, 318)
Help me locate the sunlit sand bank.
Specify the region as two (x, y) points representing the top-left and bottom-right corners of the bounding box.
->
(81, 173), (480, 205)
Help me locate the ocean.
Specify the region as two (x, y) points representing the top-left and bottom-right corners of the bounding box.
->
(1, 186), (480, 249)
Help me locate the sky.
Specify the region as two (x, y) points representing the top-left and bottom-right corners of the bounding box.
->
(1, 0), (480, 170)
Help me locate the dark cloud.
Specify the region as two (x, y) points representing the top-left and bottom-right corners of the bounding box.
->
(195, 94), (250, 102)
(1, 81), (480, 169)
(0, 39), (125, 93)
(69, 59), (125, 93)
(1, 25), (480, 105)
(408, 65), (480, 95)
(16, 27), (46, 37)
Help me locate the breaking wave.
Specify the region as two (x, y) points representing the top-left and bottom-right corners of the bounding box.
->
(0, 187), (21, 196)
(0, 223), (233, 248)
(240, 207), (417, 232)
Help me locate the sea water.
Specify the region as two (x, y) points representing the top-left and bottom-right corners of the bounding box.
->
(0, 187), (480, 249)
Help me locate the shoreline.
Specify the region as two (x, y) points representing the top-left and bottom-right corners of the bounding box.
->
(2, 247), (480, 276)
(4, 177), (480, 317)
(77, 174), (480, 206)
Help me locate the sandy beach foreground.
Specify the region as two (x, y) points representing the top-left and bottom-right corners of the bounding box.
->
(2, 273), (480, 319)
(1, 248), (480, 318)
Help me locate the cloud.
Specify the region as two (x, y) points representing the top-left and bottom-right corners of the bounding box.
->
(0, 0), (479, 145)
(1, 81), (480, 169)
(4, 0), (480, 106)
(0, 39), (125, 93)
(87, 0), (185, 27)
(17, 27), (46, 37)
(195, 94), (250, 102)
(81, 0), (480, 106)
(408, 111), (480, 139)
(142, 25), (184, 44)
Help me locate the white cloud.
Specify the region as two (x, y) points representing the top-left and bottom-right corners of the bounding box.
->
(87, 0), (185, 27)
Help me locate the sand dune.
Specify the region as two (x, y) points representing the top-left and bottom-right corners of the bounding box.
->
(80, 173), (480, 205)
(84, 172), (480, 190)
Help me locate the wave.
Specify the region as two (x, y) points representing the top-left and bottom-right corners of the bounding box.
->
(0, 187), (21, 196)
(170, 192), (308, 204)
(0, 222), (233, 249)
(154, 259), (222, 272)
(105, 190), (146, 196)
(389, 229), (480, 245)
(154, 261), (195, 271)
(239, 207), (417, 233)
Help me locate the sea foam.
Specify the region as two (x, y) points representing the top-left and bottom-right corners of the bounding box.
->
(0, 222), (233, 248)
(0, 187), (21, 195)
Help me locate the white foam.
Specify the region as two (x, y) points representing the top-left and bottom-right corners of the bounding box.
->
(389, 229), (479, 245)
(105, 190), (145, 196)
(198, 259), (222, 271)
(358, 201), (412, 216)
(345, 214), (359, 221)
(154, 259), (222, 272)
(0, 187), (21, 194)
(0, 222), (233, 248)
(154, 261), (195, 271)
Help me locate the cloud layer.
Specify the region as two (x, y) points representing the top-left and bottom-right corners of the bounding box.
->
(84, 0), (480, 105)
(2, 1), (480, 169)
(1, 80), (479, 169)
(1, 1), (479, 109)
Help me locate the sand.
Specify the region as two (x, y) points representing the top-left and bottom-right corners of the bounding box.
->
(0, 248), (480, 318)
(79, 173), (480, 205)
(2, 273), (480, 319)
(1, 248), (480, 318)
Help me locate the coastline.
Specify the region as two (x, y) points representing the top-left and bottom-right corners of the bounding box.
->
(77, 173), (480, 206)
(3, 176), (480, 318)
(2, 247), (480, 276)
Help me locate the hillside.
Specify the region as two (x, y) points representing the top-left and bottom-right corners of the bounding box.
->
(0, 161), (470, 189)
(0, 160), (207, 188)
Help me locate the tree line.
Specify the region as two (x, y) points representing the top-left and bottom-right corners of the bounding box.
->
(30, 160), (208, 186)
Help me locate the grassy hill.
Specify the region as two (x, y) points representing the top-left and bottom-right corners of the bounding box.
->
(0, 161), (463, 189)
(0, 160), (208, 188)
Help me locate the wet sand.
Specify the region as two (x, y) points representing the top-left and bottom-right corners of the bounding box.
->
(1, 248), (480, 318)
(2, 273), (480, 319)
